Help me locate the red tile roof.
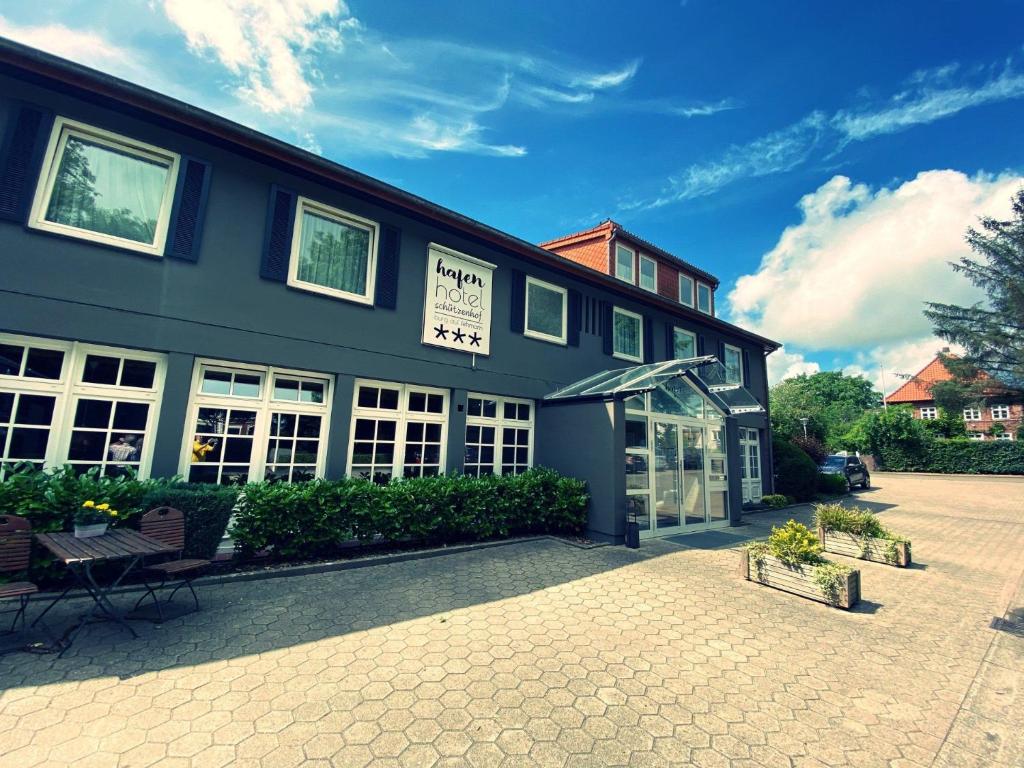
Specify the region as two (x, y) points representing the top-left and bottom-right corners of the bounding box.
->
(886, 356), (952, 403)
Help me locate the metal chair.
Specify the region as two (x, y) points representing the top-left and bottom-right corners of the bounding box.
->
(0, 515), (38, 634)
(132, 507), (210, 623)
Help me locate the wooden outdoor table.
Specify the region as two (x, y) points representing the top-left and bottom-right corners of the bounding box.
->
(33, 530), (178, 656)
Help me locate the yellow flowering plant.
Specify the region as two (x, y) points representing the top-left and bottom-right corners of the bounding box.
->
(75, 499), (120, 526)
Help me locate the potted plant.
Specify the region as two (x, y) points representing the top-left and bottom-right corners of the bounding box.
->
(75, 500), (119, 538)
(740, 520), (860, 609)
(813, 503), (911, 567)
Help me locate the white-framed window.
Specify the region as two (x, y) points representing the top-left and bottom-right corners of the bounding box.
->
(723, 344), (743, 385)
(612, 307), (643, 362)
(919, 407), (937, 420)
(182, 361), (331, 485)
(524, 276), (567, 345)
(615, 243), (635, 284)
(678, 274), (694, 307)
(0, 334), (165, 479)
(963, 408), (982, 421)
(288, 197), (379, 305)
(639, 254), (657, 293)
(672, 328), (696, 359)
(968, 432), (985, 441)
(464, 394), (534, 476)
(994, 431), (1014, 441)
(991, 405), (1011, 420)
(29, 117), (181, 256)
(349, 380), (448, 482)
(696, 282), (713, 315)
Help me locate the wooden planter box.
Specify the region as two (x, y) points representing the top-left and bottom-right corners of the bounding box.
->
(739, 550), (860, 609)
(818, 527), (911, 567)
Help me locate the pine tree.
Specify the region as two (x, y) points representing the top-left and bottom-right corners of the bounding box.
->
(924, 189), (1024, 395)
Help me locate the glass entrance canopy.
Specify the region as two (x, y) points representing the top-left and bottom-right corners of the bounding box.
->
(544, 356), (765, 415)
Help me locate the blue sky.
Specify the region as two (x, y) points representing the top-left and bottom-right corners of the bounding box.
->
(2, 0), (1023, 388)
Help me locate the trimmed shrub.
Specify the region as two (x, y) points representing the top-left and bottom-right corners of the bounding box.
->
(816, 472), (849, 495)
(771, 436), (818, 502)
(761, 494), (789, 509)
(791, 435), (828, 465)
(141, 485), (238, 559)
(911, 439), (1024, 475)
(229, 468), (590, 561)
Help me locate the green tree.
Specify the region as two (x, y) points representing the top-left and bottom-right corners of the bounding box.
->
(770, 371), (881, 450)
(843, 406), (932, 470)
(925, 189), (1024, 395)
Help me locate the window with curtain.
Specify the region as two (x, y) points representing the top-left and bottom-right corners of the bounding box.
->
(289, 199), (378, 303)
(525, 277), (567, 343)
(723, 344), (742, 384)
(613, 308), (642, 361)
(32, 119), (179, 254)
(673, 328), (696, 359)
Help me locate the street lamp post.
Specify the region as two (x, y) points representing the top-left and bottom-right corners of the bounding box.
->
(799, 417), (809, 439)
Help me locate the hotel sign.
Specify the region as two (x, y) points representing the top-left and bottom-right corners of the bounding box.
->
(421, 243), (495, 356)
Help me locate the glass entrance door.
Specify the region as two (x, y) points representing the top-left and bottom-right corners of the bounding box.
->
(681, 425), (707, 528)
(653, 422), (682, 531)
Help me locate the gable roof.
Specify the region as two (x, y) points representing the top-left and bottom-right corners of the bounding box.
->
(0, 38), (778, 353)
(886, 355), (953, 403)
(540, 219), (719, 287)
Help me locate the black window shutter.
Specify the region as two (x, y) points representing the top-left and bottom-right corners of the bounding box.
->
(374, 224), (401, 309)
(510, 270), (526, 333)
(260, 185), (297, 282)
(643, 318), (654, 362)
(742, 349), (751, 387)
(665, 323), (675, 359)
(697, 334), (706, 356)
(0, 104), (54, 223)
(567, 289), (582, 347)
(602, 304), (614, 356)
(717, 340), (726, 362)
(164, 157), (211, 262)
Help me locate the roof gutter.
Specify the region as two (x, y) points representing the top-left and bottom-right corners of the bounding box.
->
(0, 38), (780, 353)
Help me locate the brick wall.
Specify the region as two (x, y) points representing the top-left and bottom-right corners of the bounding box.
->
(656, 259), (679, 301)
(546, 236), (609, 274)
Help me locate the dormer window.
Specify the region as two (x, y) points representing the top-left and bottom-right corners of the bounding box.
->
(679, 274), (694, 308)
(615, 243), (635, 283)
(696, 282), (713, 315)
(639, 254), (657, 292)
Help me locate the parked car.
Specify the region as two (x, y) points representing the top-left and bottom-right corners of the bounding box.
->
(819, 454), (870, 491)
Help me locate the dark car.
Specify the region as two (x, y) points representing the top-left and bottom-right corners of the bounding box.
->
(819, 454), (870, 491)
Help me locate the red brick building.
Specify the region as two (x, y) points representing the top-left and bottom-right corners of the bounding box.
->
(886, 354), (1023, 440)
(540, 220), (719, 317)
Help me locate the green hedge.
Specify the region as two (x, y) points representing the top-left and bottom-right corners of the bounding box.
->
(816, 472), (849, 494)
(230, 468), (589, 561)
(880, 439), (1024, 475)
(0, 464), (235, 584)
(772, 436), (818, 502)
(140, 485), (238, 560)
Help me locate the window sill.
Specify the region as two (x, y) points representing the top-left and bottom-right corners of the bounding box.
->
(27, 221), (166, 257)
(286, 279), (375, 306)
(612, 352), (643, 364)
(524, 330), (567, 346)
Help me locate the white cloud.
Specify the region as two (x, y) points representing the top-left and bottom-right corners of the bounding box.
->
(728, 170), (1022, 352)
(0, 15), (148, 82)
(569, 59), (640, 89)
(833, 65), (1024, 143)
(161, 0), (354, 114)
(767, 348), (821, 386)
(625, 58), (1024, 209)
(624, 112), (828, 210)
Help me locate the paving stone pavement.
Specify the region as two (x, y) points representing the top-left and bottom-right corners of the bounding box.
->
(1, 472), (1022, 768)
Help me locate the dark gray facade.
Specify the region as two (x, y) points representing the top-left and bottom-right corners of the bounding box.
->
(0, 41), (779, 543)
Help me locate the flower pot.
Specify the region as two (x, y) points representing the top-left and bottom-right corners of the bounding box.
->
(739, 550), (860, 609)
(818, 527), (911, 567)
(74, 523), (108, 538)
